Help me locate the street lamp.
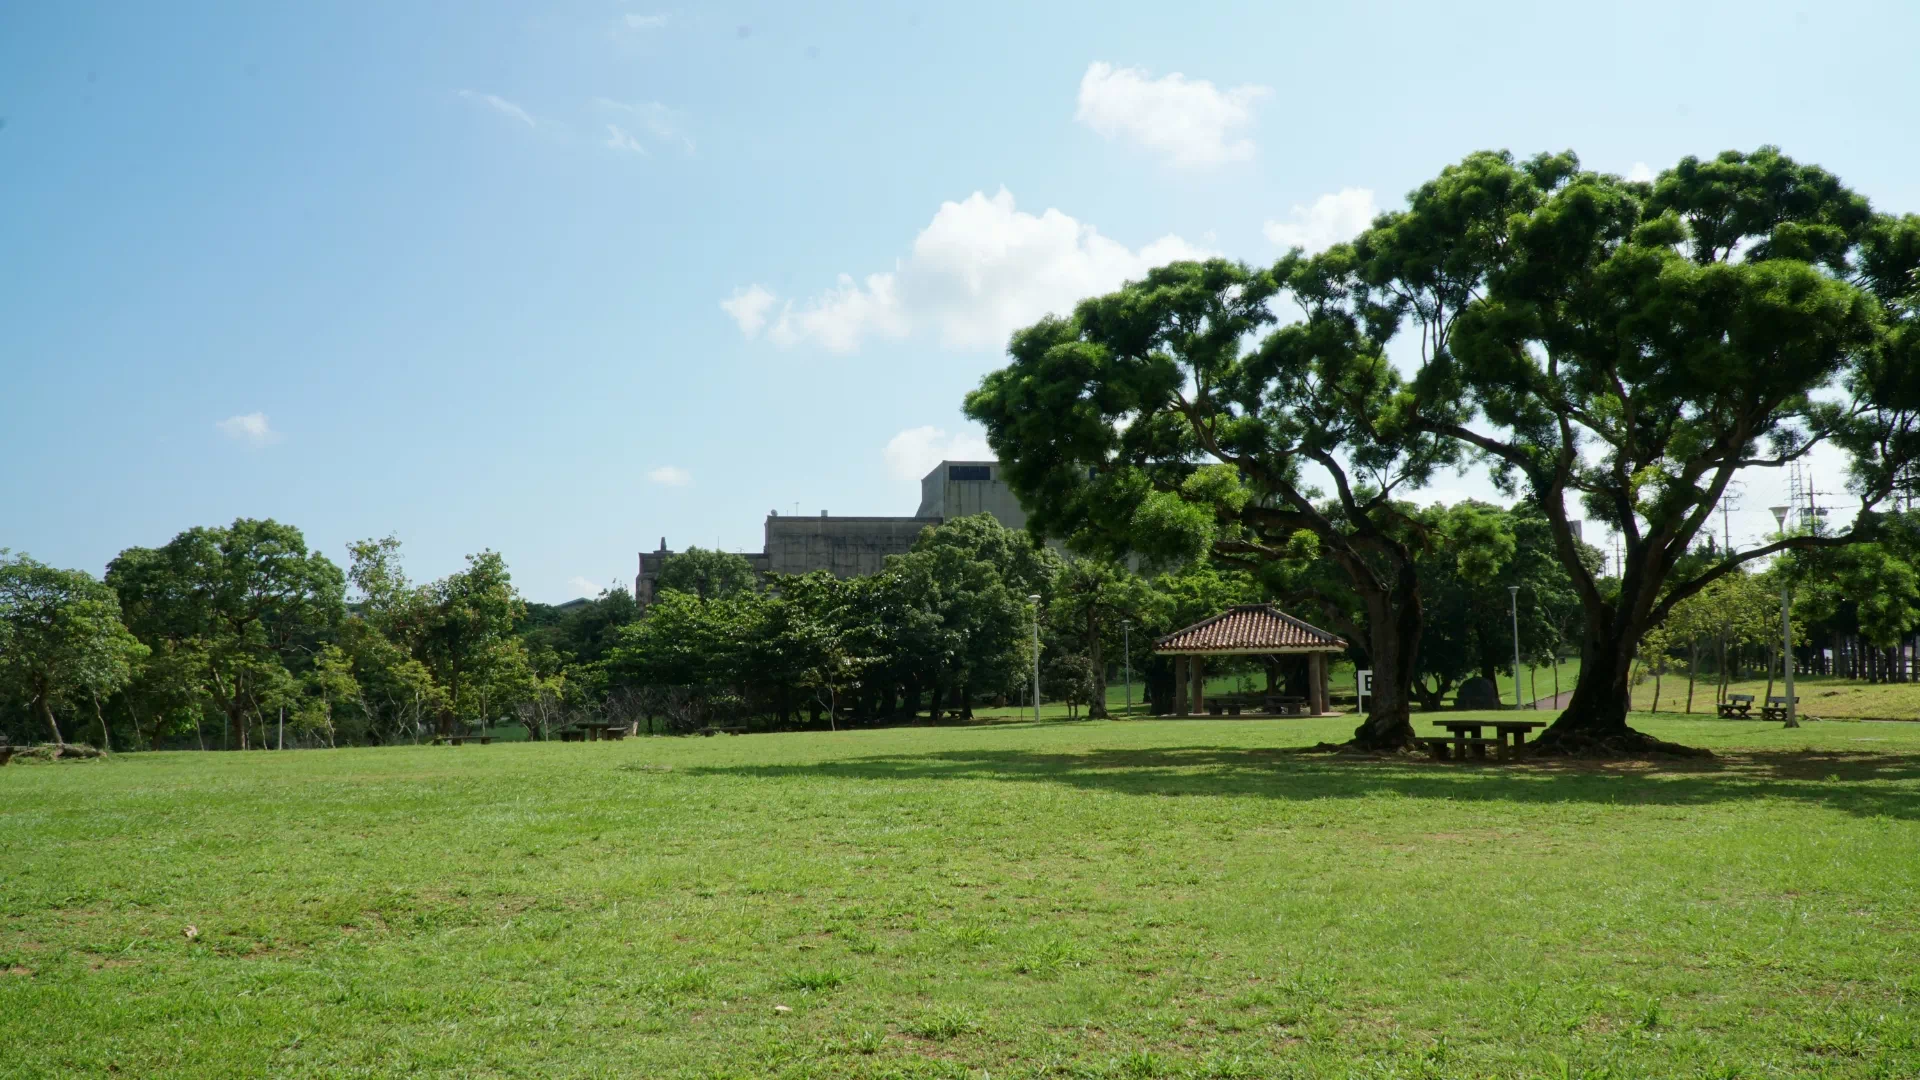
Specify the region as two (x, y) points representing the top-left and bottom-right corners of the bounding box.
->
(1770, 506), (1799, 728)
(1028, 594), (1043, 724)
(1509, 585), (1523, 710)
(1122, 620), (1133, 719)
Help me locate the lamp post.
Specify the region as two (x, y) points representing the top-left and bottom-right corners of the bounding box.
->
(1771, 506), (1799, 728)
(1509, 585), (1523, 710)
(1028, 594), (1043, 724)
(1122, 620), (1133, 719)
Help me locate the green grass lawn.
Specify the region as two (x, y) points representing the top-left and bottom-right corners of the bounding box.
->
(1634, 672), (1920, 721)
(4, 715), (1918, 1078)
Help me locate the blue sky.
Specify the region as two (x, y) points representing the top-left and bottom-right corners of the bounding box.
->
(4, 0), (1918, 601)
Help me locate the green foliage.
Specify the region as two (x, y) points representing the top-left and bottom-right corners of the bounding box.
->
(654, 546), (759, 602)
(1332, 147), (1920, 736)
(0, 552), (149, 745)
(106, 519), (345, 749)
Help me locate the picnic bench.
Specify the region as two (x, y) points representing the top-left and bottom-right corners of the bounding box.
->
(1762, 695), (1800, 722)
(1717, 693), (1755, 719)
(1263, 695), (1311, 717)
(1416, 718), (1546, 762)
(434, 734), (494, 746)
(565, 722), (628, 742)
(698, 725), (748, 737)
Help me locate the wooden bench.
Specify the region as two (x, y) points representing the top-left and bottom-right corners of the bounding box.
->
(436, 735), (493, 746)
(1762, 696), (1799, 722)
(559, 729), (587, 742)
(1717, 693), (1755, 719)
(698, 726), (748, 737)
(1263, 695), (1311, 717)
(1415, 736), (1500, 761)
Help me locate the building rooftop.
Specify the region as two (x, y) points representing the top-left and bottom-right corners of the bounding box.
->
(1154, 604), (1348, 654)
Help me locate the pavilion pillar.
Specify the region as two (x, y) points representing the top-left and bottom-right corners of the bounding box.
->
(1192, 656), (1205, 715)
(1174, 655), (1190, 716)
(1308, 653), (1328, 714)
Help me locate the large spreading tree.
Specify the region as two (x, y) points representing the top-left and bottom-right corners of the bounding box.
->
(1326, 147), (1920, 752)
(966, 259), (1472, 749)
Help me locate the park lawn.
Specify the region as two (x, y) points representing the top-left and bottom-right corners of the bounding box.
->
(1634, 672), (1920, 721)
(3, 716), (1917, 1079)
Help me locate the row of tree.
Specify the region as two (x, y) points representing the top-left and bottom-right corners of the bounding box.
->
(966, 145), (1920, 753)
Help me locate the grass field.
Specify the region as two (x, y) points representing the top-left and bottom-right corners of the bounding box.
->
(1634, 672), (1920, 721)
(4, 715), (1918, 1078)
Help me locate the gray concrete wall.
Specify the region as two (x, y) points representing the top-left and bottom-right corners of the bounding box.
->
(636, 460), (1034, 607)
(915, 461), (1030, 530)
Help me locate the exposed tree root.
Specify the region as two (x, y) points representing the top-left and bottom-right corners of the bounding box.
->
(1526, 727), (1713, 760)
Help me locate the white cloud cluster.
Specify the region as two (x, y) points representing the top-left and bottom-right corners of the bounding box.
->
(457, 89), (536, 128)
(1263, 188), (1377, 253)
(595, 99), (693, 155)
(1074, 61), (1269, 169)
(885, 426), (993, 481)
(215, 412), (279, 447)
(1626, 161), (1656, 183)
(648, 465), (693, 487)
(724, 188), (1208, 353)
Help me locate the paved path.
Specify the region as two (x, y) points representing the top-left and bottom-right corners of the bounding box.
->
(1529, 690), (1574, 711)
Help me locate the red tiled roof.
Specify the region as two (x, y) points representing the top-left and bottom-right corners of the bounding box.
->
(1154, 605), (1347, 653)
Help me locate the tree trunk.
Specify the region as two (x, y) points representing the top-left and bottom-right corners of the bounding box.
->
(1685, 640), (1698, 714)
(1346, 567), (1420, 751)
(40, 695), (64, 746)
(1764, 644), (1777, 706)
(92, 691), (112, 753)
(1084, 606), (1108, 719)
(1535, 605), (1708, 756)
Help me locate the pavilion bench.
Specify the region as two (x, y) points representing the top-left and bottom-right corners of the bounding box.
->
(1718, 693), (1755, 719)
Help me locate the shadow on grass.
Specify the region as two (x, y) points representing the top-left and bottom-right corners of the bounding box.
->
(679, 746), (1920, 820)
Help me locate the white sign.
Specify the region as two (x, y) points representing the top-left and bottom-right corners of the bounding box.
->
(1356, 669), (1372, 707)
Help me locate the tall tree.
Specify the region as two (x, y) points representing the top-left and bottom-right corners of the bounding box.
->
(966, 259), (1469, 749)
(1049, 559), (1158, 718)
(654, 547), (759, 602)
(0, 553), (149, 746)
(107, 520), (344, 749)
(1312, 147), (1920, 752)
(421, 551), (526, 733)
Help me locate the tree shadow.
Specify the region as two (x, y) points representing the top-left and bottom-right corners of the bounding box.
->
(679, 745), (1920, 820)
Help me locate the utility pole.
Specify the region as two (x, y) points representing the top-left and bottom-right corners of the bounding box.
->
(1770, 506), (1800, 728)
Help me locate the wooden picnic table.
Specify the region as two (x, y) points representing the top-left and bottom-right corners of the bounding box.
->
(1718, 693), (1755, 719)
(1762, 695), (1799, 722)
(1419, 718), (1546, 762)
(571, 722), (627, 742)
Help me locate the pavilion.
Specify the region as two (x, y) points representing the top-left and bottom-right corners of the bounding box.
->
(1154, 604), (1349, 716)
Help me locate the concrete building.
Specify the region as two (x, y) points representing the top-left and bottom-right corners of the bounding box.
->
(636, 460), (1028, 607)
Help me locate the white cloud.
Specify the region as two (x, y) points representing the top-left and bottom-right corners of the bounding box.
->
(721, 285), (777, 338)
(885, 426), (993, 481)
(567, 576), (603, 598)
(728, 188), (1209, 353)
(1626, 161), (1656, 183)
(622, 13), (669, 30)
(457, 89), (536, 128)
(1074, 61), (1269, 169)
(604, 124), (647, 155)
(215, 412), (279, 447)
(1263, 188), (1377, 253)
(648, 465), (693, 487)
(594, 98), (693, 154)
